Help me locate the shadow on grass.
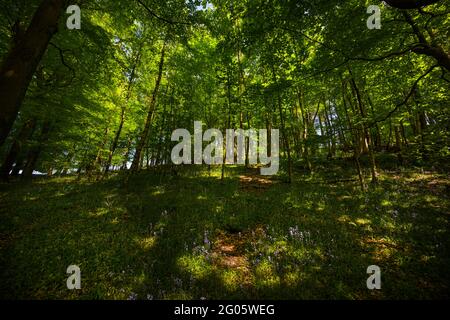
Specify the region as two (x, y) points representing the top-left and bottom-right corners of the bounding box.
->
(0, 165), (449, 299)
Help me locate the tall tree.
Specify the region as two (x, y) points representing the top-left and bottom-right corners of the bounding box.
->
(0, 0), (66, 147)
(131, 41), (166, 172)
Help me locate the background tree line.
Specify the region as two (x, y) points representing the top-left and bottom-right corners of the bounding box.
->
(0, 0), (449, 187)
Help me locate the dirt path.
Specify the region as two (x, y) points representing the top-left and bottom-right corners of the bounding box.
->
(210, 226), (266, 288)
(238, 170), (276, 192)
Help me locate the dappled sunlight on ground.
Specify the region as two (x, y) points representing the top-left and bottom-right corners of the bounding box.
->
(0, 166), (449, 299)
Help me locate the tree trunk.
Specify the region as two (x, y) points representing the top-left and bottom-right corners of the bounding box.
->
(387, 120), (392, 150)
(297, 88), (312, 172)
(0, 0), (65, 147)
(245, 111), (251, 167)
(11, 156), (26, 176)
(104, 46), (142, 174)
(318, 111), (325, 152)
(342, 79), (365, 191)
(221, 67), (233, 181)
(291, 100), (302, 160)
(272, 66), (292, 183)
(366, 94), (382, 150)
(131, 42), (166, 172)
(324, 101), (336, 159)
(121, 137), (132, 170)
(400, 120), (408, 147)
(402, 11), (450, 72)
(155, 93), (168, 166)
(22, 120), (52, 179)
(94, 125), (109, 172)
(349, 69), (378, 184)
(394, 125), (402, 150)
(0, 118), (37, 181)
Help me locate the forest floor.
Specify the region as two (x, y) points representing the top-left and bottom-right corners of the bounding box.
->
(0, 161), (449, 299)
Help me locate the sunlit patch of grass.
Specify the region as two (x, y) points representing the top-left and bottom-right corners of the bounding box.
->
(283, 271), (300, 285)
(338, 215), (351, 223)
(135, 236), (157, 251)
(151, 186), (165, 196)
(89, 208), (109, 217)
(355, 218), (371, 225)
(220, 270), (241, 291)
(177, 255), (212, 281)
(254, 260), (280, 287)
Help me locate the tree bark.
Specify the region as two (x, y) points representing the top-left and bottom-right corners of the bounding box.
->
(121, 136), (132, 170)
(402, 11), (450, 72)
(221, 67), (233, 180)
(272, 66), (292, 183)
(22, 120), (52, 179)
(297, 88), (312, 172)
(104, 45), (142, 174)
(131, 42), (166, 172)
(323, 102), (335, 159)
(342, 79), (366, 191)
(0, 0), (65, 147)
(94, 125), (110, 172)
(155, 96), (168, 166)
(0, 118), (37, 181)
(348, 69), (378, 184)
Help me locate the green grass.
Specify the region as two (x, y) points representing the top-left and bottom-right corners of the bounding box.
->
(0, 163), (449, 299)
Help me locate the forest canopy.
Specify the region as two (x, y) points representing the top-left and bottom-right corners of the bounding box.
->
(0, 0), (449, 180)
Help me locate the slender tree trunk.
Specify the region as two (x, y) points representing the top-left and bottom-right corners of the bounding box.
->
(318, 111), (325, 150)
(310, 102), (320, 157)
(394, 124), (403, 165)
(291, 100), (302, 160)
(131, 42), (166, 172)
(394, 126), (400, 149)
(349, 69), (378, 184)
(0, 118), (37, 181)
(334, 102), (348, 153)
(104, 107), (125, 173)
(245, 111), (251, 167)
(342, 79), (365, 191)
(0, 0), (65, 147)
(387, 120), (393, 150)
(94, 125), (109, 171)
(11, 156), (26, 176)
(324, 101), (336, 159)
(266, 115), (272, 157)
(367, 94), (382, 150)
(297, 88), (312, 172)
(121, 137), (132, 170)
(221, 67), (232, 181)
(155, 97), (168, 166)
(272, 66), (292, 183)
(418, 111), (427, 133)
(22, 120), (52, 179)
(104, 46), (142, 174)
(400, 120), (408, 147)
